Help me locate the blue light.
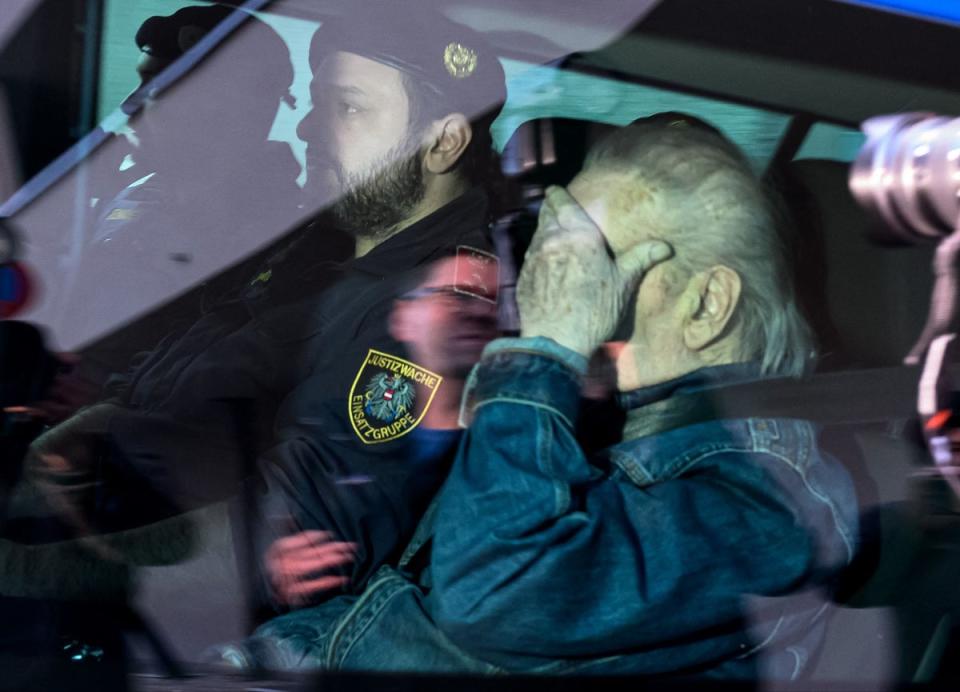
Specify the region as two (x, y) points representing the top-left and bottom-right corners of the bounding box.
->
(842, 0), (960, 25)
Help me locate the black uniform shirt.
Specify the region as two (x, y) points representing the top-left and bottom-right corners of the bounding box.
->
(102, 188), (491, 597)
(253, 188), (492, 601)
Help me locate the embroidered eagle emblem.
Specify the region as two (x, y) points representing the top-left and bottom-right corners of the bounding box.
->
(364, 372), (415, 423)
(348, 349), (442, 444)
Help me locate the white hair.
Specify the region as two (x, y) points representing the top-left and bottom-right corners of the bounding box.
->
(584, 119), (815, 377)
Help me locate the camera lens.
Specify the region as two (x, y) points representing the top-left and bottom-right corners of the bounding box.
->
(849, 113), (960, 244)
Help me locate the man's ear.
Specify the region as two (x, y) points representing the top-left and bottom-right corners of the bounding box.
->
(682, 266), (742, 352)
(423, 113), (472, 175)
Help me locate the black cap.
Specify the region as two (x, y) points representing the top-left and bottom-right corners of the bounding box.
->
(135, 4), (235, 60)
(309, 1), (506, 121)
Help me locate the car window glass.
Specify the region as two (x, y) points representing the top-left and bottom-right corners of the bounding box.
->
(795, 121), (867, 162)
(494, 58), (791, 170)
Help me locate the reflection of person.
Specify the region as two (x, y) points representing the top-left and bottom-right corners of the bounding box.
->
(127, 5), (236, 98)
(266, 252), (500, 607)
(228, 116), (858, 677)
(59, 5), (302, 346)
(18, 5), (304, 540)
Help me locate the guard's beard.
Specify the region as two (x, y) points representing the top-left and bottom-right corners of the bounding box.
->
(331, 140), (426, 241)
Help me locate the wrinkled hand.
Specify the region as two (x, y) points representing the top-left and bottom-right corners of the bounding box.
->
(517, 186), (673, 357)
(265, 530), (357, 607)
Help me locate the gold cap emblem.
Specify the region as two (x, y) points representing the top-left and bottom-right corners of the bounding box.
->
(443, 42), (478, 79)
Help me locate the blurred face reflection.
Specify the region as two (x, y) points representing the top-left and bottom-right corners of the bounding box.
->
(391, 256), (500, 378)
(297, 51), (426, 235)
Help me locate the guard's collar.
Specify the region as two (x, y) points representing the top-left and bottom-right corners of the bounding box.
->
(350, 188), (490, 277)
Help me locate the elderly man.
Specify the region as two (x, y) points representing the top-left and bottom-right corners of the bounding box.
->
(425, 116), (858, 678)
(228, 116), (857, 678)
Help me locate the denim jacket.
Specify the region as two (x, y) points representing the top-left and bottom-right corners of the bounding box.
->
(224, 337), (858, 679)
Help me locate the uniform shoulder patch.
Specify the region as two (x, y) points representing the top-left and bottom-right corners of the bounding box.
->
(348, 349), (443, 445)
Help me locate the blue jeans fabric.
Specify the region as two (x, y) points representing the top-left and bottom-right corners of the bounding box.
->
(229, 338), (858, 678)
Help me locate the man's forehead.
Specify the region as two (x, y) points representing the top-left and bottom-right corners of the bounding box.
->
(567, 172), (617, 229)
(569, 170), (660, 251)
(315, 51), (406, 96)
(569, 171), (636, 206)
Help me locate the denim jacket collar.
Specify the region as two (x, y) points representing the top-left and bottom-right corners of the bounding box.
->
(617, 362), (766, 442)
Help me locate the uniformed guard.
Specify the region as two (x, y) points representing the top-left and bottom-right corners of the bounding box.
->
(249, 1), (508, 614)
(15, 0), (508, 664)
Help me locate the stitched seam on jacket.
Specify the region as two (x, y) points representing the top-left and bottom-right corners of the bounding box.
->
(325, 572), (403, 668)
(535, 407), (571, 516)
(621, 425), (853, 561)
(759, 448), (856, 563)
(638, 444), (754, 483)
(611, 423), (756, 483)
(334, 574), (412, 667)
(473, 376), (579, 409)
(751, 419), (812, 470)
(608, 451), (655, 485)
(482, 344), (587, 376)
(332, 572), (505, 674)
(473, 397), (575, 429)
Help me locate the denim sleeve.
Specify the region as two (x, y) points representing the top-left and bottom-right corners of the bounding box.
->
(431, 339), (816, 664)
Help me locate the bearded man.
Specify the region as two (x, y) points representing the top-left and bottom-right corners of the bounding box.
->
(244, 6), (505, 614)
(12, 0), (506, 642)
